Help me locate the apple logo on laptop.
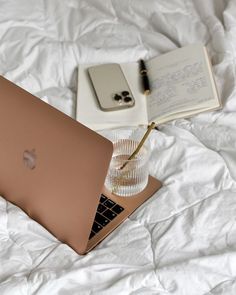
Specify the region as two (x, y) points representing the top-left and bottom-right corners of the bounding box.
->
(23, 149), (37, 170)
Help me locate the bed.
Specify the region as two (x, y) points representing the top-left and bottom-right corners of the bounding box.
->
(1, 0), (236, 294)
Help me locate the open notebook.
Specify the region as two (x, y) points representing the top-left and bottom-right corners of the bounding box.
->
(76, 44), (221, 130)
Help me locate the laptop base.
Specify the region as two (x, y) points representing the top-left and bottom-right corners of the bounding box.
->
(86, 175), (162, 254)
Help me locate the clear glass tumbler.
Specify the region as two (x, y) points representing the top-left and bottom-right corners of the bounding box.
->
(100, 128), (150, 197)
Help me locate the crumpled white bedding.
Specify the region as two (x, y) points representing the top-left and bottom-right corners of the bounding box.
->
(1, 0), (236, 294)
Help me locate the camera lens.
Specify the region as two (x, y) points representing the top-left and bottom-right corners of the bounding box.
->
(113, 94), (122, 101)
(122, 91), (129, 97)
(124, 96), (132, 103)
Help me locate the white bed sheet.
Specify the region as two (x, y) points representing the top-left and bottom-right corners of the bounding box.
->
(1, 0), (236, 294)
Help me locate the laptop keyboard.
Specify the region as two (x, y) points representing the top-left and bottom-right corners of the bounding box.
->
(89, 194), (124, 240)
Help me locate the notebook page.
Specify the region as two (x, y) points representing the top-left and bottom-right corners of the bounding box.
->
(146, 44), (219, 122)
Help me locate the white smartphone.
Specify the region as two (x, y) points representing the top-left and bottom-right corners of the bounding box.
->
(88, 63), (135, 111)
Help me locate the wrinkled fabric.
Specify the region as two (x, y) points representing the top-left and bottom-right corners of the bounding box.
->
(1, 0), (236, 294)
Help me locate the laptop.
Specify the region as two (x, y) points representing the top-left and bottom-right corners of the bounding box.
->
(0, 76), (162, 255)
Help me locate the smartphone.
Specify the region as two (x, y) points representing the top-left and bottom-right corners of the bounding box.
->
(88, 63), (135, 111)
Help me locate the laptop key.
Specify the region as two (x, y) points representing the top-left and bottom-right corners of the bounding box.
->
(95, 213), (109, 227)
(92, 222), (102, 233)
(103, 198), (115, 208)
(89, 231), (96, 240)
(112, 204), (124, 214)
(100, 194), (107, 203)
(97, 203), (106, 213)
(103, 209), (117, 221)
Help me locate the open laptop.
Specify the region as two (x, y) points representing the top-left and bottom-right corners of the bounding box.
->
(0, 76), (162, 255)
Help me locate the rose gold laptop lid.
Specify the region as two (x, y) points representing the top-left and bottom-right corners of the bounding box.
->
(0, 76), (113, 255)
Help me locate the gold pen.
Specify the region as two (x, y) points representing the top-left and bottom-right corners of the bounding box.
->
(139, 59), (151, 95)
(118, 122), (156, 171)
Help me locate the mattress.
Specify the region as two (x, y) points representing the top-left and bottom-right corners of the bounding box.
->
(1, 0), (236, 294)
